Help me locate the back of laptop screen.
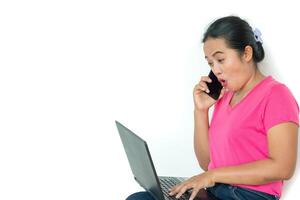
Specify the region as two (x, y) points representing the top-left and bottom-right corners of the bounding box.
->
(116, 122), (164, 200)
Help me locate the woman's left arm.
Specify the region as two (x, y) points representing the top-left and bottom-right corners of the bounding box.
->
(213, 122), (298, 184)
(169, 122), (298, 199)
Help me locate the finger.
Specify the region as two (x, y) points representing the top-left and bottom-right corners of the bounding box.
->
(168, 187), (176, 195)
(200, 76), (212, 83)
(198, 82), (209, 93)
(218, 87), (226, 99)
(193, 84), (203, 91)
(169, 183), (184, 196)
(189, 187), (200, 200)
(175, 185), (189, 199)
(168, 184), (180, 196)
(194, 84), (208, 94)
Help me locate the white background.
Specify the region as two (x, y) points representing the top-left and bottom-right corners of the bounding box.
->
(0, 0), (299, 199)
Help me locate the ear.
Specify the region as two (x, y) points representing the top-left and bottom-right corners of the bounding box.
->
(243, 45), (253, 62)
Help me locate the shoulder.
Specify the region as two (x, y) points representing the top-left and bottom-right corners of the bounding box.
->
(265, 77), (296, 103)
(262, 77), (299, 131)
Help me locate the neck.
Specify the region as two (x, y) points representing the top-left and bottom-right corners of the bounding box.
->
(235, 68), (265, 98)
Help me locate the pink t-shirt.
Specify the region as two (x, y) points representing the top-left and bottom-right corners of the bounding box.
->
(208, 76), (299, 197)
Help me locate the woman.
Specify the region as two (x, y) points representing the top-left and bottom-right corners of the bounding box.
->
(127, 16), (299, 200)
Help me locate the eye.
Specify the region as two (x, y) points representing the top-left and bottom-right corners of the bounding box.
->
(218, 59), (224, 63)
(208, 62), (213, 67)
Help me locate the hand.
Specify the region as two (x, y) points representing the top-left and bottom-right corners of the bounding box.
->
(168, 171), (215, 200)
(193, 76), (226, 111)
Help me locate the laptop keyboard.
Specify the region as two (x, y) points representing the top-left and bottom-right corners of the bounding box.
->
(159, 177), (190, 200)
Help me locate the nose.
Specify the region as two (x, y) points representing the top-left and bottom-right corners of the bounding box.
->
(212, 64), (222, 76)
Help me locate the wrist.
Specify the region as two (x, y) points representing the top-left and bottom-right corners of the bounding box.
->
(194, 108), (209, 114)
(208, 169), (217, 184)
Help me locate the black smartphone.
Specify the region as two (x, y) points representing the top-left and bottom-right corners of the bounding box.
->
(206, 70), (222, 100)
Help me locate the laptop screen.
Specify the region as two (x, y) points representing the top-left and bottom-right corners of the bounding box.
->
(116, 121), (164, 200)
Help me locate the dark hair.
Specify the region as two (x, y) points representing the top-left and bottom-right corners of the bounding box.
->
(202, 16), (265, 63)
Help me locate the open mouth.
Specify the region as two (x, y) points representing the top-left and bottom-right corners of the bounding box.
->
(219, 79), (227, 87)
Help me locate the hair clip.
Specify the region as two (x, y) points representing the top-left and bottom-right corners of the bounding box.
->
(253, 28), (263, 44)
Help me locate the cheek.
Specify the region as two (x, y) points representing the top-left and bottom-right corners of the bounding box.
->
(224, 57), (243, 73)
(222, 61), (242, 91)
(228, 74), (244, 92)
(222, 60), (239, 76)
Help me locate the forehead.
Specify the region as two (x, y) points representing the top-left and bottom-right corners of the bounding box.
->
(203, 38), (229, 59)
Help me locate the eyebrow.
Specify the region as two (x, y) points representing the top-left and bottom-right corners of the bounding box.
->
(205, 51), (224, 59)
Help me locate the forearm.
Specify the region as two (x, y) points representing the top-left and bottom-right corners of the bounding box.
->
(194, 109), (210, 171)
(210, 158), (289, 185)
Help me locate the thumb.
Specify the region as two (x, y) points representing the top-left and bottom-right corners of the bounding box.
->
(218, 87), (226, 100)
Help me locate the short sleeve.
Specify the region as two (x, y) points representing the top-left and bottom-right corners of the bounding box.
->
(263, 84), (299, 132)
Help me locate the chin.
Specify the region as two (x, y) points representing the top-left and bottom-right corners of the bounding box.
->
(224, 86), (233, 92)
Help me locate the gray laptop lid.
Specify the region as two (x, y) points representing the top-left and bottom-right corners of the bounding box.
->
(116, 121), (165, 200)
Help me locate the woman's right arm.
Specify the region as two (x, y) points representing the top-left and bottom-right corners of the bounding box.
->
(193, 76), (225, 171)
(194, 109), (210, 171)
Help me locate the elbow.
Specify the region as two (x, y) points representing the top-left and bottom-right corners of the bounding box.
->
(268, 157), (296, 181)
(279, 162), (296, 180)
(275, 165), (296, 181)
(264, 168), (295, 182)
(198, 160), (209, 172)
(200, 165), (208, 172)
(281, 170), (295, 180)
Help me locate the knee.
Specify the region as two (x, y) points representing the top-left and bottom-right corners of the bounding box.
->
(126, 192), (154, 200)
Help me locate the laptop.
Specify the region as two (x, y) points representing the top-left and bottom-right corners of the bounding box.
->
(115, 121), (218, 200)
